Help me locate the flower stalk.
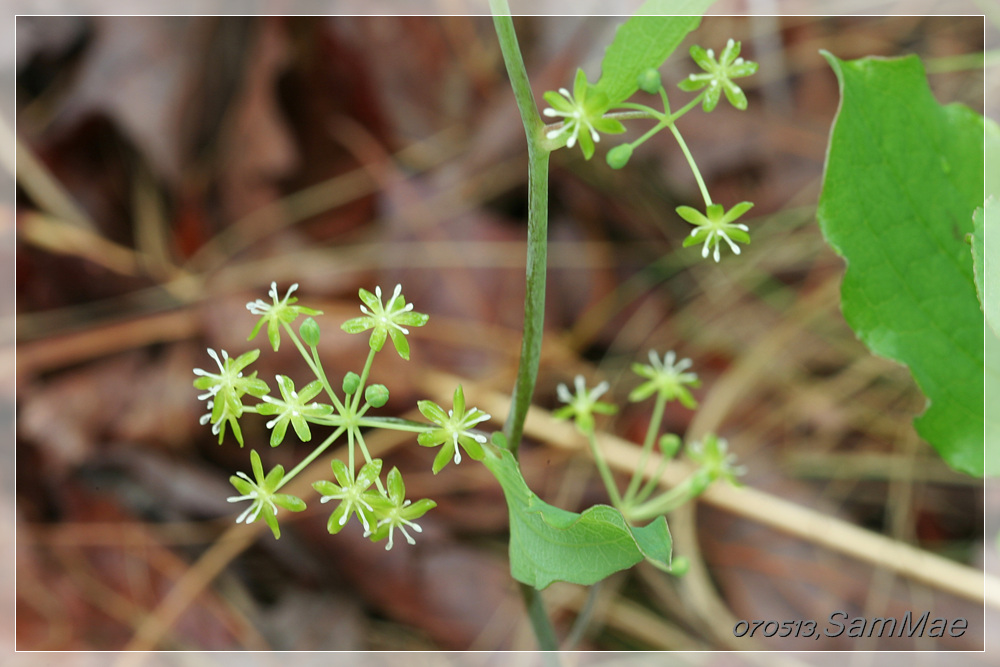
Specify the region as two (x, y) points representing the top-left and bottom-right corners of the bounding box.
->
(491, 0), (561, 653)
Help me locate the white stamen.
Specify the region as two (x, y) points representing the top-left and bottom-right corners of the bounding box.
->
(235, 504), (256, 524)
(566, 122), (580, 148)
(719, 231), (741, 254)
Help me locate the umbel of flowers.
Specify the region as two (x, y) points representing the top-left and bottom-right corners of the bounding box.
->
(193, 282), (494, 548)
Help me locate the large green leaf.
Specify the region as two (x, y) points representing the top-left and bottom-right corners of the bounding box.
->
(481, 445), (672, 589)
(817, 53), (985, 476)
(591, 2), (712, 106)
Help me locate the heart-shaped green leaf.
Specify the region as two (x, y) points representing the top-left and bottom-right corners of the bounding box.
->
(817, 53), (985, 476)
(481, 445), (672, 589)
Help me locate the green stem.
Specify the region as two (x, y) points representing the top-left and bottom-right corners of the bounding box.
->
(274, 425), (347, 491)
(586, 430), (623, 508)
(281, 322), (346, 413)
(633, 454), (672, 505)
(667, 91), (705, 123)
(667, 121), (711, 208)
(564, 580), (601, 650)
(491, 3), (560, 656)
(627, 470), (709, 522)
(311, 345), (343, 410)
(631, 121), (667, 150)
(351, 346), (378, 415)
(491, 0), (550, 461)
(519, 582), (561, 654)
(602, 109), (659, 122)
(355, 416), (434, 432)
(623, 392), (667, 503)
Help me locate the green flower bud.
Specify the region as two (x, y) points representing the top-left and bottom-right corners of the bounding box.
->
(637, 68), (662, 94)
(658, 433), (681, 459)
(606, 144), (633, 170)
(365, 383), (389, 408)
(670, 555), (690, 576)
(299, 317), (321, 347)
(342, 372), (361, 395)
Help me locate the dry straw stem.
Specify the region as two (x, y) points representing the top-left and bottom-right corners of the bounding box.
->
(419, 371), (995, 610)
(3, 117), (96, 234)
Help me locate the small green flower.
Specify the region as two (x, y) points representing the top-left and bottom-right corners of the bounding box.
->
(313, 459), (383, 534)
(256, 375), (333, 447)
(247, 282), (322, 352)
(629, 350), (701, 408)
(341, 284), (429, 360)
(677, 201), (753, 263)
(553, 375), (618, 434)
(678, 39), (759, 112)
(193, 348), (269, 445)
(543, 68), (625, 160)
(227, 449), (306, 539)
(687, 434), (746, 487)
(417, 385), (491, 473)
(366, 467), (436, 550)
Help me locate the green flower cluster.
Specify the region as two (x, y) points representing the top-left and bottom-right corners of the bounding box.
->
(196, 282), (491, 549)
(551, 351), (746, 523)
